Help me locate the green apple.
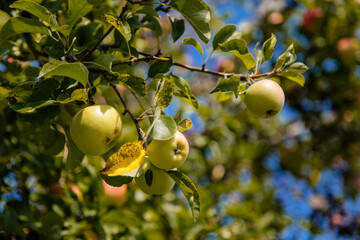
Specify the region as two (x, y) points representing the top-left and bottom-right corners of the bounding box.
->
(147, 131), (189, 170)
(135, 164), (175, 195)
(70, 105), (122, 155)
(244, 79), (285, 118)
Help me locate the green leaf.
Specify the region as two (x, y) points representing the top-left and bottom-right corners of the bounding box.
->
(156, 79), (174, 109)
(153, 115), (177, 140)
(67, 0), (93, 26)
(210, 75), (240, 97)
(167, 170), (200, 222)
(287, 62), (309, 73)
(169, 17), (185, 42)
(182, 37), (203, 55)
(95, 54), (116, 71)
(101, 173), (133, 187)
(212, 24), (242, 50)
(8, 79), (61, 113)
(134, 5), (160, 18)
(169, 0), (211, 43)
(0, 17), (50, 43)
(54, 123), (85, 170)
(39, 60), (89, 86)
(143, 15), (163, 37)
(219, 38), (248, 55)
(169, 74), (198, 108)
(104, 14), (131, 41)
(278, 71), (305, 86)
(274, 44), (296, 71)
(10, 0), (59, 29)
(262, 33), (277, 62)
(219, 39), (256, 70)
(57, 88), (89, 104)
(178, 118), (192, 132)
(148, 58), (173, 78)
(117, 75), (147, 97)
(215, 92), (233, 102)
(53, 24), (71, 37)
(105, 14), (131, 56)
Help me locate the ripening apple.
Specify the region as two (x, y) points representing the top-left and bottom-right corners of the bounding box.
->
(244, 79), (285, 118)
(147, 131), (189, 170)
(135, 164), (175, 195)
(70, 105), (122, 155)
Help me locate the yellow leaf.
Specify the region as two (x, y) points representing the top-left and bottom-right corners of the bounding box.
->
(100, 141), (146, 177)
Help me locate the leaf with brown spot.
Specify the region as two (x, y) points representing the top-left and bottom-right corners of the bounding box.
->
(100, 141), (146, 177)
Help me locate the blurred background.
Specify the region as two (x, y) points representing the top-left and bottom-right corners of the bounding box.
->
(1, 0), (360, 239)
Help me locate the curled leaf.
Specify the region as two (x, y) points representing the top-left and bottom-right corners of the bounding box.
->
(100, 141), (146, 177)
(178, 118), (193, 132)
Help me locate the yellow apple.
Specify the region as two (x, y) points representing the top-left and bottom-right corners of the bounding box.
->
(70, 105), (122, 155)
(135, 164), (175, 195)
(244, 80), (285, 118)
(147, 131), (189, 170)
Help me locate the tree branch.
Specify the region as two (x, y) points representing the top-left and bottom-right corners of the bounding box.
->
(112, 54), (170, 66)
(173, 62), (283, 80)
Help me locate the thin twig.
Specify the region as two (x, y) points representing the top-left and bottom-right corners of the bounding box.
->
(109, 82), (146, 144)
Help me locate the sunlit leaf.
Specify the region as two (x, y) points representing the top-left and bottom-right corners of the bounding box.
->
(212, 24), (242, 50)
(178, 118), (193, 132)
(10, 0), (59, 29)
(211, 75), (241, 97)
(157, 79), (174, 109)
(287, 62), (309, 73)
(278, 71), (305, 86)
(219, 39), (256, 70)
(274, 44), (296, 71)
(262, 33), (277, 62)
(182, 37), (203, 55)
(101, 141), (146, 177)
(0, 17), (51, 43)
(39, 60), (89, 86)
(152, 115), (177, 140)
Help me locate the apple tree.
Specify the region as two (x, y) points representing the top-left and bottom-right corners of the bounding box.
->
(0, 0), (325, 239)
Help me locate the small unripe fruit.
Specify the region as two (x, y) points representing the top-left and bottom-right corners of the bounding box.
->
(135, 164), (175, 195)
(244, 80), (285, 118)
(147, 131), (189, 170)
(70, 105), (122, 155)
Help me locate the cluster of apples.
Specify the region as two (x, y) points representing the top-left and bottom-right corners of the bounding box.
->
(69, 105), (190, 195)
(69, 79), (284, 195)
